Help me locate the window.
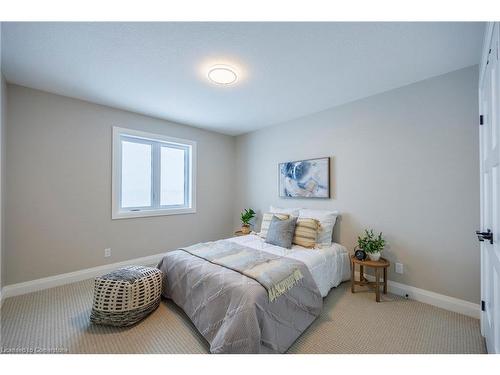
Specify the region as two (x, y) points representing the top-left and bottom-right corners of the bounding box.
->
(112, 127), (196, 219)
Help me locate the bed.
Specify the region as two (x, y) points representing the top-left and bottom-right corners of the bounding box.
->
(157, 233), (350, 353)
(229, 234), (350, 297)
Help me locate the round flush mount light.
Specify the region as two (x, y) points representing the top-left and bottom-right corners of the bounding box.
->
(207, 65), (238, 85)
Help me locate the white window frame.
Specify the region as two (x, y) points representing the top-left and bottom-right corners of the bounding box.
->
(112, 126), (197, 219)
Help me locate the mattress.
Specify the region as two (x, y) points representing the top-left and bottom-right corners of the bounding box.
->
(228, 234), (351, 297)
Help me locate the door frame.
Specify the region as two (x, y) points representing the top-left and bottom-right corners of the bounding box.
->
(478, 22), (494, 338)
(479, 22), (499, 352)
(479, 23), (495, 90)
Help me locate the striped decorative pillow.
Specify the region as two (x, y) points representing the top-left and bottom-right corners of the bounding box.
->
(299, 209), (338, 246)
(293, 218), (320, 248)
(259, 213), (290, 238)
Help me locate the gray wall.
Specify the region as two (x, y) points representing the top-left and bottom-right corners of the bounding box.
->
(0, 74), (5, 291)
(234, 66), (480, 303)
(5, 85), (236, 285)
(1, 21), (5, 292)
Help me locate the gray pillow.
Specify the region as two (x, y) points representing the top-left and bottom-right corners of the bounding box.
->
(265, 216), (297, 249)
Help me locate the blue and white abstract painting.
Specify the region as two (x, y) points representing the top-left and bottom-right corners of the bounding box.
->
(279, 157), (330, 198)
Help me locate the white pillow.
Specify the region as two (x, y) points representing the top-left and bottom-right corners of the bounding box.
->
(270, 206), (300, 217)
(298, 208), (339, 246)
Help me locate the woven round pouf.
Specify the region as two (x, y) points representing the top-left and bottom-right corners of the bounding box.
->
(90, 265), (163, 327)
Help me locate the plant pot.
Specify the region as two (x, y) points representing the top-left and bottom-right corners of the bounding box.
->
(241, 225), (251, 234)
(368, 252), (381, 261)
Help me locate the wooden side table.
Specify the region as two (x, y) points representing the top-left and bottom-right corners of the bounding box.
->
(350, 255), (390, 302)
(234, 230), (250, 237)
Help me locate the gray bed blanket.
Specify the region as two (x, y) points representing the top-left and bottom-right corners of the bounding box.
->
(179, 240), (305, 302)
(157, 239), (322, 353)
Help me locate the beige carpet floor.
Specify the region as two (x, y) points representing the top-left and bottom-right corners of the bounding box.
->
(0, 279), (486, 354)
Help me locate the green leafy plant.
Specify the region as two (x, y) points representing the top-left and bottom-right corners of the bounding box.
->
(240, 208), (256, 226)
(357, 229), (386, 254)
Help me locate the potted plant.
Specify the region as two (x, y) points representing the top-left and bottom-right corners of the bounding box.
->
(240, 208), (256, 234)
(357, 229), (386, 261)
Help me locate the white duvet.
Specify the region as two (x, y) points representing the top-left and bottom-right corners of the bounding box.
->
(228, 234), (351, 297)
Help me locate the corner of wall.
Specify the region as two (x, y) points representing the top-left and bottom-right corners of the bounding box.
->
(0, 21), (5, 300)
(1, 74), (5, 301)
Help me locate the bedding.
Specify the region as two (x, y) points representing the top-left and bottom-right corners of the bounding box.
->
(230, 234), (350, 297)
(158, 238), (322, 353)
(269, 205), (300, 216)
(298, 208), (339, 246)
(265, 215), (297, 248)
(259, 212), (290, 238)
(178, 240), (304, 302)
(292, 218), (320, 248)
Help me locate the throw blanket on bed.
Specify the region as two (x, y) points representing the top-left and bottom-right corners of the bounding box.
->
(158, 239), (322, 353)
(179, 240), (303, 302)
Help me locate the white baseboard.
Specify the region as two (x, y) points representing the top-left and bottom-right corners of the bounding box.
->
(2, 252), (166, 300)
(354, 271), (480, 319)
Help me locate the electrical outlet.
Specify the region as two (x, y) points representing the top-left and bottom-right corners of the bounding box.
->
(395, 262), (404, 274)
(104, 248), (112, 258)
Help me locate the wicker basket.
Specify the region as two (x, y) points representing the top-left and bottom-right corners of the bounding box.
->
(90, 265), (163, 327)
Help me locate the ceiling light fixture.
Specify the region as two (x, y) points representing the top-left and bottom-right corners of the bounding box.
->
(207, 65), (238, 85)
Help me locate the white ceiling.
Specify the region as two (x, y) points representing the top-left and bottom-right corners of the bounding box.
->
(1, 22), (484, 135)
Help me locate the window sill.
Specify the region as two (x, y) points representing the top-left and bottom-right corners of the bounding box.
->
(112, 207), (196, 220)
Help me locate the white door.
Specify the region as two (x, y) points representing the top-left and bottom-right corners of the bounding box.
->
(479, 22), (500, 354)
